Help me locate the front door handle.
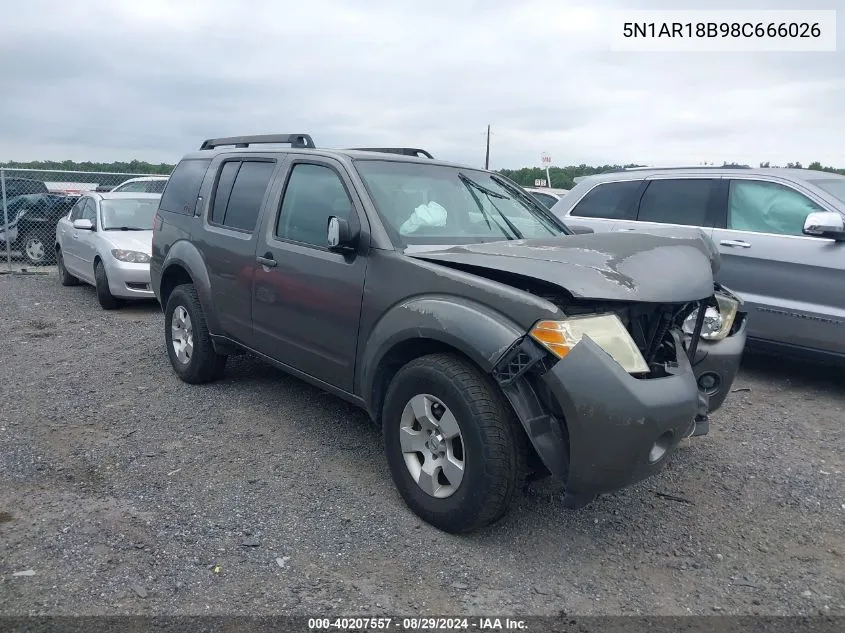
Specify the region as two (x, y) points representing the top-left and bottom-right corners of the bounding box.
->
(256, 254), (277, 267)
(719, 239), (751, 248)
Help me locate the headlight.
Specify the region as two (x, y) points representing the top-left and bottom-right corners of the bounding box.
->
(529, 314), (650, 374)
(682, 292), (740, 341)
(111, 249), (150, 263)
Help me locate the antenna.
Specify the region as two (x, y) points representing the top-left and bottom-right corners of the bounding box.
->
(484, 124), (491, 170)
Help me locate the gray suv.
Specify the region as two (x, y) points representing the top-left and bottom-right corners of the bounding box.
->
(554, 166), (845, 365)
(150, 134), (747, 533)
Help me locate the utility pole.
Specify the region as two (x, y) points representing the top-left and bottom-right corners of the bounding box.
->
(484, 124), (491, 170)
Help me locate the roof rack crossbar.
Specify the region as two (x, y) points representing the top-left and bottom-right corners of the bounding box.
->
(199, 134), (316, 150)
(349, 147), (434, 159)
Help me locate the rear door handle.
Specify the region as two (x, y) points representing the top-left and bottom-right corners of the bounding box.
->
(719, 239), (751, 248)
(256, 254), (277, 267)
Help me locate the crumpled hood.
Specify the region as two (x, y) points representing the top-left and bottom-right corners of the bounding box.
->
(103, 230), (153, 256)
(407, 230), (720, 303)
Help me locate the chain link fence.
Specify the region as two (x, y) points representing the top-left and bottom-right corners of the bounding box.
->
(1, 168), (170, 273)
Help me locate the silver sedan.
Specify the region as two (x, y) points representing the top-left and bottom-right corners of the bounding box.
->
(54, 192), (161, 309)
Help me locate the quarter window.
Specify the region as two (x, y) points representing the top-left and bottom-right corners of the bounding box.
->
(276, 163), (355, 247)
(569, 180), (640, 219)
(159, 158), (211, 215)
(727, 180), (823, 236)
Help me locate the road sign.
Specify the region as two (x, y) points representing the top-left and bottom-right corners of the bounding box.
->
(541, 153), (552, 165)
(534, 179), (547, 187)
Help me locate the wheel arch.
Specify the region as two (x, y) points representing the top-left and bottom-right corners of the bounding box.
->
(155, 240), (218, 333)
(159, 263), (195, 311)
(367, 337), (482, 427)
(359, 296), (526, 421)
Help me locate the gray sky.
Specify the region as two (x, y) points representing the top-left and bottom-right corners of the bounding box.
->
(1, 0), (843, 169)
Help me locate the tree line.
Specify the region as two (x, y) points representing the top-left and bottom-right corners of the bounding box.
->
(1, 159), (843, 190)
(0, 159), (174, 175)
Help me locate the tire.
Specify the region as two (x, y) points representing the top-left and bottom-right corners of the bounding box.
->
(382, 352), (527, 534)
(21, 230), (50, 266)
(56, 248), (80, 286)
(94, 260), (123, 310)
(164, 284), (227, 384)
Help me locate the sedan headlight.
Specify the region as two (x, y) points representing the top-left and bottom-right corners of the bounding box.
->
(529, 314), (650, 374)
(682, 292), (740, 341)
(111, 249), (150, 263)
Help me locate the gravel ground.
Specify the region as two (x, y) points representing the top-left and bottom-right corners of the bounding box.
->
(1, 272), (843, 617)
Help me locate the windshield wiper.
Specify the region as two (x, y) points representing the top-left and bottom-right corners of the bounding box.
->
(105, 226), (146, 231)
(458, 172), (508, 199)
(457, 172), (523, 239)
(490, 174), (570, 235)
(490, 174), (546, 209)
(458, 173), (495, 233)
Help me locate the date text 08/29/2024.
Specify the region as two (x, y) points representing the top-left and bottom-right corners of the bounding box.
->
(307, 616), (529, 631)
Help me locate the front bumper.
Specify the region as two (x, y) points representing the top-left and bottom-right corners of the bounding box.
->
(497, 325), (745, 499)
(106, 259), (154, 298)
(689, 314), (748, 414)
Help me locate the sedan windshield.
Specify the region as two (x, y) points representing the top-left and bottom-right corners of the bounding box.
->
(808, 179), (845, 204)
(355, 160), (569, 246)
(101, 198), (159, 230)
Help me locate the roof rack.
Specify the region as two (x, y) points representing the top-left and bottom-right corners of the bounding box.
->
(612, 164), (752, 172)
(349, 147), (434, 159)
(199, 134), (316, 150)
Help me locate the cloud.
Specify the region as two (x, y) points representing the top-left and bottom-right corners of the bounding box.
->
(0, 0), (843, 168)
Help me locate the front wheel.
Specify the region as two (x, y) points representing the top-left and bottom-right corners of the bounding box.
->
(164, 284), (227, 384)
(21, 230), (50, 266)
(382, 353), (527, 534)
(94, 260), (123, 310)
(56, 248), (80, 286)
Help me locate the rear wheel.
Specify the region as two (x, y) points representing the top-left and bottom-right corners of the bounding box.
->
(94, 260), (122, 310)
(56, 248), (80, 286)
(382, 353), (527, 533)
(164, 284), (227, 384)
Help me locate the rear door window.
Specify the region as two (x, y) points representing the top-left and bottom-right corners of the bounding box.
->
(636, 178), (718, 227)
(209, 160), (275, 233)
(159, 159), (211, 215)
(569, 180), (641, 219)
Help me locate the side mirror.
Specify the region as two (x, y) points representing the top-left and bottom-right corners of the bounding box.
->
(567, 224), (595, 235)
(327, 216), (357, 251)
(72, 218), (94, 231)
(803, 211), (845, 241)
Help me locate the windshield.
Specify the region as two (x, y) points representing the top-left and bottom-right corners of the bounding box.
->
(354, 160), (569, 246)
(808, 179), (845, 204)
(100, 198), (159, 230)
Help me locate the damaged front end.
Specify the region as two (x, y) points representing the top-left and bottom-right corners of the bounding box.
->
(490, 284), (747, 508)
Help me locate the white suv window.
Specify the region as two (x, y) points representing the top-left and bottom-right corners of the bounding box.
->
(569, 180), (640, 219)
(637, 179), (717, 227)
